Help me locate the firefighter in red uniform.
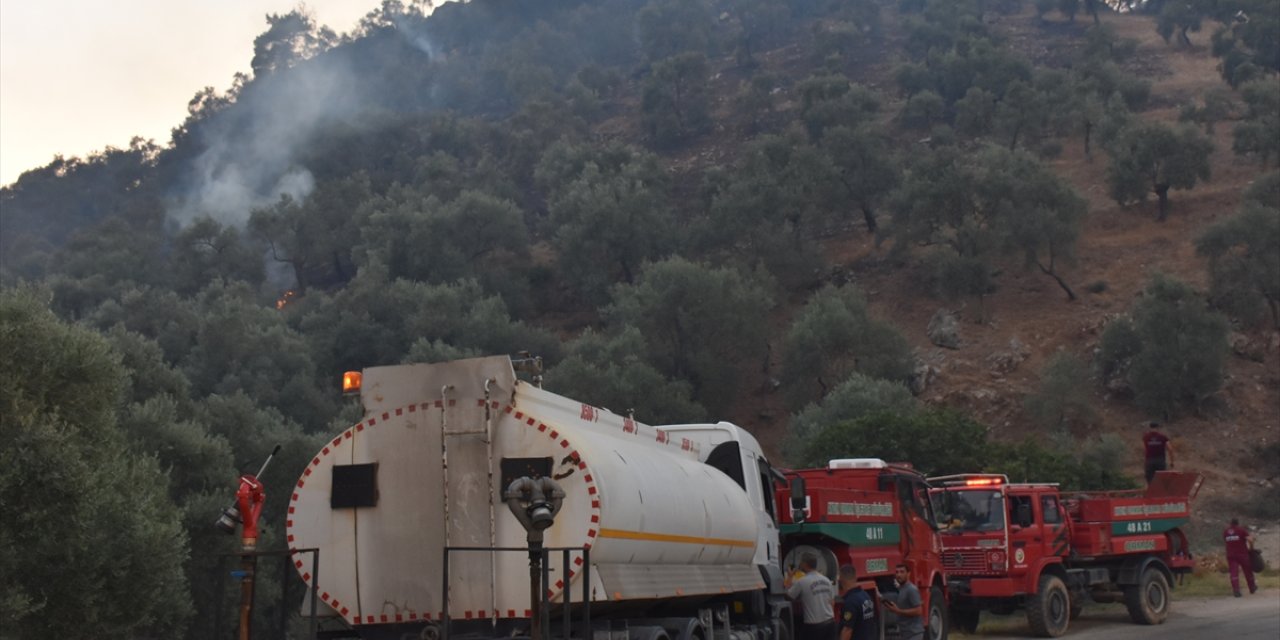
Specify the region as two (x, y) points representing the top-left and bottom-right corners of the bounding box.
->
(1141, 421), (1174, 485)
(1223, 518), (1257, 597)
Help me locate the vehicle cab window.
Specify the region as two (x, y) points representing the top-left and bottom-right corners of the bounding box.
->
(1009, 495), (1034, 528)
(757, 458), (777, 521)
(1041, 495), (1062, 524)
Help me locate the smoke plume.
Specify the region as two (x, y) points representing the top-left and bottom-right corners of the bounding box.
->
(168, 51), (361, 227)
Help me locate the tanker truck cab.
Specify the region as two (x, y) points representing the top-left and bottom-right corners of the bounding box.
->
(655, 423), (792, 640)
(656, 423), (785, 581)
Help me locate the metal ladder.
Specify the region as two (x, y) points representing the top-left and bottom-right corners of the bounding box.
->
(439, 380), (500, 624)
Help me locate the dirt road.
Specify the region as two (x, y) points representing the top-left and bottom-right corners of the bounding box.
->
(957, 589), (1280, 639)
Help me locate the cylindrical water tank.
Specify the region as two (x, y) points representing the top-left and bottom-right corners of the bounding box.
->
(287, 357), (763, 630)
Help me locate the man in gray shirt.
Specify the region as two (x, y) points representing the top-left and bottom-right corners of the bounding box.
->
(882, 563), (923, 640)
(785, 553), (836, 640)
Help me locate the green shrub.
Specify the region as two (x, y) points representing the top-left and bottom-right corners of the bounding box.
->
(794, 409), (987, 474)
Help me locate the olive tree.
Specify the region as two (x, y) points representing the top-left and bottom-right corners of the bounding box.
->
(541, 147), (680, 303)
(793, 409), (987, 474)
(1023, 352), (1096, 433)
(891, 145), (1086, 301)
(1096, 275), (1230, 416)
(1196, 199), (1280, 328)
(820, 126), (900, 234)
(784, 373), (918, 463)
(605, 258), (773, 416)
(1, 287), (192, 638)
(1232, 80), (1280, 166)
(544, 327), (707, 424)
(1106, 122), (1213, 221)
(641, 52), (713, 147)
(781, 284), (915, 409)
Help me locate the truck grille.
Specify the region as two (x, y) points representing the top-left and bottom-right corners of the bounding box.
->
(943, 550), (987, 572)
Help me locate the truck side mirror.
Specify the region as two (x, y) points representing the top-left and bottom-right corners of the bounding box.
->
(1016, 503), (1032, 528)
(789, 477), (807, 523)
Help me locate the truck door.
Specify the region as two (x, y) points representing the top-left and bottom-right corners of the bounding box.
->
(1039, 494), (1069, 561)
(1007, 494), (1039, 583)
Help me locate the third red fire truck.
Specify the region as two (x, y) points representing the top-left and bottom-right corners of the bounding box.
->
(928, 471), (1202, 637)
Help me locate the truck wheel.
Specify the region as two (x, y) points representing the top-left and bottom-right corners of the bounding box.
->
(1069, 601), (1083, 620)
(927, 585), (948, 640)
(1124, 567), (1170, 625)
(950, 608), (979, 634)
(1025, 574), (1070, 638)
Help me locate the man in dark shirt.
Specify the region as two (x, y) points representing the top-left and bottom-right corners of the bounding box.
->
(1223, 518), (1257, 597)
(1142, 421), (1174, 484)
(836, 564), (876, 640)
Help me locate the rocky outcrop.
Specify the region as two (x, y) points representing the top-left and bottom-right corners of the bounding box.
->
(928, 309), (960, 349)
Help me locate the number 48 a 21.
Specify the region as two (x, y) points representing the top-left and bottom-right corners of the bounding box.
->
(1126, 521), (1153, 533)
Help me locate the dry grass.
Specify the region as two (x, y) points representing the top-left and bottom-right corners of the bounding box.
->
(1174, 565), (1280, 597)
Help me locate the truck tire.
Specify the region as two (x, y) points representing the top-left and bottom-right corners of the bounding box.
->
(1068, 601), (1083, 620)
(1124, 566), (1170, 625)
(1025, 574), (1070, 638)
(950, 608), (979, 634)
(927, 585), (948, 640)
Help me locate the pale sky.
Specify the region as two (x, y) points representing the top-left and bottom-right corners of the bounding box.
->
(0, 1), (380, 186)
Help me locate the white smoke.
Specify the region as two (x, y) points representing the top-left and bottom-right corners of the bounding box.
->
(392, 14), (439, 59)
(168, 11), (439, 228)
(168, 52), (360, 227)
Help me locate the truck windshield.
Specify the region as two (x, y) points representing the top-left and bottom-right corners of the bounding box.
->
(937, 490), (1005, 534)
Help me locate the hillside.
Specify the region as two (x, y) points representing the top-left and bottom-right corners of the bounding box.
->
(819, 8), (1280, 553)
(607, 5), (1278, 500)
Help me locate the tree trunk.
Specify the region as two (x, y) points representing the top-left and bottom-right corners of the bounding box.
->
(861, 204), (878, 234)
(1083, 122), (1093, 161)
(1038, 260), (1078, 301)
(619, 257), (634, 284)
(332, 251), (350, 282)
(1269, 297), (1279, 331)
(1155, 184), (1171, 221)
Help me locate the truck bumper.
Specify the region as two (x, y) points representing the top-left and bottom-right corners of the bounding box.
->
(962, 577), (1023, 598)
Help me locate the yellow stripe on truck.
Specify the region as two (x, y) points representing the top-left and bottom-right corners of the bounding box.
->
(596, 528), (757, 548)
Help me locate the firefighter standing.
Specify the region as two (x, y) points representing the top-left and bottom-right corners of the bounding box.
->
(785, 553), (836, 640)
(1223, 518), (1258, 597)
(1142, 421), (1174, 484)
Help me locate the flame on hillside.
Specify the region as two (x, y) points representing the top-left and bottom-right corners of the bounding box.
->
(276, 290), (297, 310)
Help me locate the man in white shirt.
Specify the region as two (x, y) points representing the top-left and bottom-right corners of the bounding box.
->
(785, 553), (836, 640)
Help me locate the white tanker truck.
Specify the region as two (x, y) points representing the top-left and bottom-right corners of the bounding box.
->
(288, 356), (794, 640)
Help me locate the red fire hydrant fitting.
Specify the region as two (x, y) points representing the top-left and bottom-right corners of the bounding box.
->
(234, 474), (266, 546)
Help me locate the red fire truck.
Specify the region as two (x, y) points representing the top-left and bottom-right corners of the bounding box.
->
(928, 471), (1202, 637)
(778, 459), (951, 640)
